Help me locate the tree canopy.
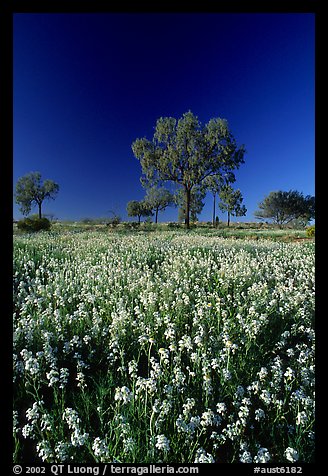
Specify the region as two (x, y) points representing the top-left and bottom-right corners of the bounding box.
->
(132, 110), (245, 228)
(219, 185), (247, 226)
(254, 190), (315, 226)
(126, 200), (153, 224)
(15, 172), (59, 219)
(144, 187), (175, 223)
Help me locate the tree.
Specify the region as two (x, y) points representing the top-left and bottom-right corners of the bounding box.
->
(144, 187), (175, 223)
(126, 200), (153, 224)
(132, 110), (245, 228)
(203, 172), (235, 226)
(15, 172), (59, 219)
(254, 190), (315, 226)
(175, 185), (206, 223)
(219, 185), (247, 226)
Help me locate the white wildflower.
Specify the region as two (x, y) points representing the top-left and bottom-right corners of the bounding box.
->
(46, 369), (59, 387)
(240, 450), (253, 463)
(216, 402), (226, 415)
(155, 434), (170, 452)
(285, 447), (299, 463)
(92, 437), (109, 461)
(194, 447), (215, 463)
(63, 408), (80, 429)
(114, 386), (133, 404)
(59, 367), (69, 388)
(284, 367), (295, 381)
(296, 411), (308, 426)
(255, 408), (266, 421)
(36, 440), (54, 461)
(71, 428), (89, 447)
(123, 436), (136, 453)
(55, 441), (71, 462)
(258, 367), (268, 380)
(254, 447), (271, 463)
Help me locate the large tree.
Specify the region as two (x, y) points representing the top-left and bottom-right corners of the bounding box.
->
(219, 185), (247, 226)
(144, 187), (175, 223)
(175, 185), (206, 223)
(15, 172), (59, 219)
(254, 190), (315, 226)
(132, 111), (245, 228)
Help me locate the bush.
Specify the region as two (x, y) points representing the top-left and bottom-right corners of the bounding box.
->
(123, 222), (140, 230)
(306, 225), (315, 237)
(17, 217), (51, 232)
(167, 222), (181, 229)
(106, 216), (121, 228)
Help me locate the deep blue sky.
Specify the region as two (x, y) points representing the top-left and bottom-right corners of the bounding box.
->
(13, 13), (315, 222)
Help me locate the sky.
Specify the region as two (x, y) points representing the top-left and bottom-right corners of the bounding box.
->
(13, 12), (315, 223)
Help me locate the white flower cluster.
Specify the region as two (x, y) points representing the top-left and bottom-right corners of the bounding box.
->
(22, 401), (42, 439)
(284, 447), (299, 463)
(63, 408), (89, 447)
(155, 434), (170, 452)
(114, 386), (133, 404)
(92, 437), (110, 462)
(194, 447), (215, 463)
(13, 231), (315, 463)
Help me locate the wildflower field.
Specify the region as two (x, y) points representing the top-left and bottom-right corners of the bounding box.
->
(13, 230), (315, 464)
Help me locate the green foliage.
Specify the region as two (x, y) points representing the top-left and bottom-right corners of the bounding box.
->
(132, 110), (245, 227)
(123, 221), (140, 230)
(203, 172), (236, 195)
(143, 187), (175, 223)
(15, 172), (59, 218)
(167, 222), (182, 229)
(254, 190), (315, 226)
(175, 185), (206, 223)
(17, 217), (51, 232)
(306, 225), (315, 237)
(204, 174), (235, 226)
(126, 200), (153, 223)
(106, 216), (121, 227)
(219, 185), (247, 226)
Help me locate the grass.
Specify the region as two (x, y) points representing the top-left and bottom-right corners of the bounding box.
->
(13, 220), (311, 242)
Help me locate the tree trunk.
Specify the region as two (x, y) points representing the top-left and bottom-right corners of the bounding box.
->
(38, 202), (42, 219)
(227, 211), (230, 227)
(212, 193), (216, 227)
(138, 215), (141, 224)
(155, 209), (158, 224)
(185, 187), (191, 229)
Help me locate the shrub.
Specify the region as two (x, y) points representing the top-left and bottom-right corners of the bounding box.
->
(306, 225), (315, 237)
(106, 216), (121, 228)
(17, 217), (51, 232)
(122, 222), (140, 230)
